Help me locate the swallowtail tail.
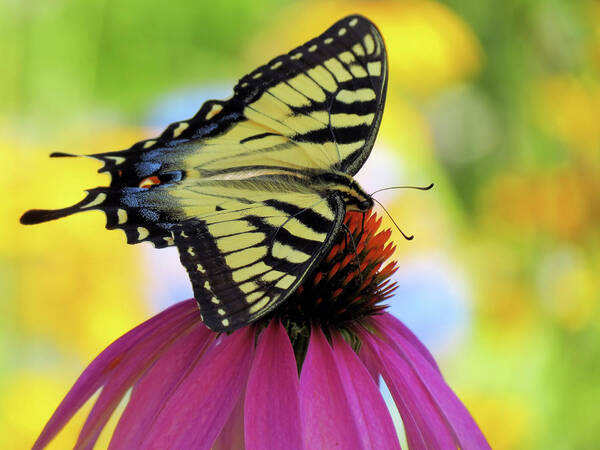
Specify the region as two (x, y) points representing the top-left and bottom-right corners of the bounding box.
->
(21, 15), (388, 332)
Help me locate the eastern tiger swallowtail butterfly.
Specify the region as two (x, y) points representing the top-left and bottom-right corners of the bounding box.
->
(21, 15), (388, 332)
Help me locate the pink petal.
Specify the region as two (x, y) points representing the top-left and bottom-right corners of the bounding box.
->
(357, 344), (380, 385)
(75, 308), (201, 449)
(299, 328), (363, 449)
(213, 387), (246, 450)
(109, 324), (214, 449)
(32, 299), (199, 450)
(331, 333), (401, 449)
(374, 319), (490, 449)
(361, 333), (455, 449)
(244, 320), (303, 450)
(377, 313), (441, 373)
(140, 327), (255, 450)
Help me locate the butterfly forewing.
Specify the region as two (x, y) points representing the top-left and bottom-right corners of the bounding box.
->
(20, 15), (388, 332)
(236, 14), (387, 175)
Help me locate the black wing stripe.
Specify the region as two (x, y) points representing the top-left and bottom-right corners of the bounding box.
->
(239, 132), (281, 144)
(294, 124), (372, 145)
(262, 199), (332, 234)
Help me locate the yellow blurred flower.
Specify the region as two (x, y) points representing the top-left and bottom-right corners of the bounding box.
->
(465, 238), (537, 336)
(475, 169), (599, 329)
(457, 391), (533, 450)
(252, 0), (482, 95)
(0, 371), (81, 450)
(537, 247), (598, 330)
(536, 76), (600, 158)
(478, 169), (592, 240)
(0, 370), (124, 450)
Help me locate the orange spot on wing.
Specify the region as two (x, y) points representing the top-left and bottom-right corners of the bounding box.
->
(139, 176), (160, 189)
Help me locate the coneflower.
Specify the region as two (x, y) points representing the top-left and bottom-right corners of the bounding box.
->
(34, 211), (490, 449)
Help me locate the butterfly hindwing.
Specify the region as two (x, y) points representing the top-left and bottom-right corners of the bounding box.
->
(174, 194), (344, 331)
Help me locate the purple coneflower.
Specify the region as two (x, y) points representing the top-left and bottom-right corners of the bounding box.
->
(34, 211), (490, 449)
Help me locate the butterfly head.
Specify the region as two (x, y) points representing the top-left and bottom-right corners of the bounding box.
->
(324, 172), (373, 212)
(344, 191), (373, 212)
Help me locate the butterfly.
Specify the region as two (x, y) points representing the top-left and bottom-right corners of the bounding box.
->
(21, 14), (388, 332)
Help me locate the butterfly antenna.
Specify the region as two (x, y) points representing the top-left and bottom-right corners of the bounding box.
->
(371, 197), (414, 241)
(341, 222), (364, 284)
(370, 183), (434, 197)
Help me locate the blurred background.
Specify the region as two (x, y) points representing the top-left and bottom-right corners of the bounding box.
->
(2, 0), (599, 448)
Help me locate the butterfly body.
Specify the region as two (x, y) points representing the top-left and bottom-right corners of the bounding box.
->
(21, 15), (387, 332)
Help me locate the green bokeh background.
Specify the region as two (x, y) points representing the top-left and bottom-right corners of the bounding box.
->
(2, 0), (599, 448)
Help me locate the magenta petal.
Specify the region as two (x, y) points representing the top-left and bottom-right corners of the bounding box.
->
(244, 320), (303, 450)
(213, 387), (246, 450)
(361, 333), (454, 449)
(109, 323), (214, 449)
(357, 344), (380, 385)
(375, 319), (491, 449)
(140, 327), (255, 450)
(299, 328), (363, 449)
(331, 334), (401, 449)
(32, 299), (199, 450)
(75, 307), (201, 449)
(377, 313), (441, 373)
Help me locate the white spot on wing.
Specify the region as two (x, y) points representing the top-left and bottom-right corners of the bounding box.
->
(106, 156), (126, 165)
(117, 208), (128, 224)
(205, 104), (223, 120)
(364, 34), (375, 54)
(83, 193), (107, 209)
(137, 227), (149, 240)
(248, 296), (270, 314)
(172, 122), (189, 138)
(367, 61), (382, 76)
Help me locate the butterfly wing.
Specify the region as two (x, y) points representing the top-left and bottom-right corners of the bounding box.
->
(227, 13), (388, 176)
(174, 193), (344, 331)
(21, 15), (387, 330)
